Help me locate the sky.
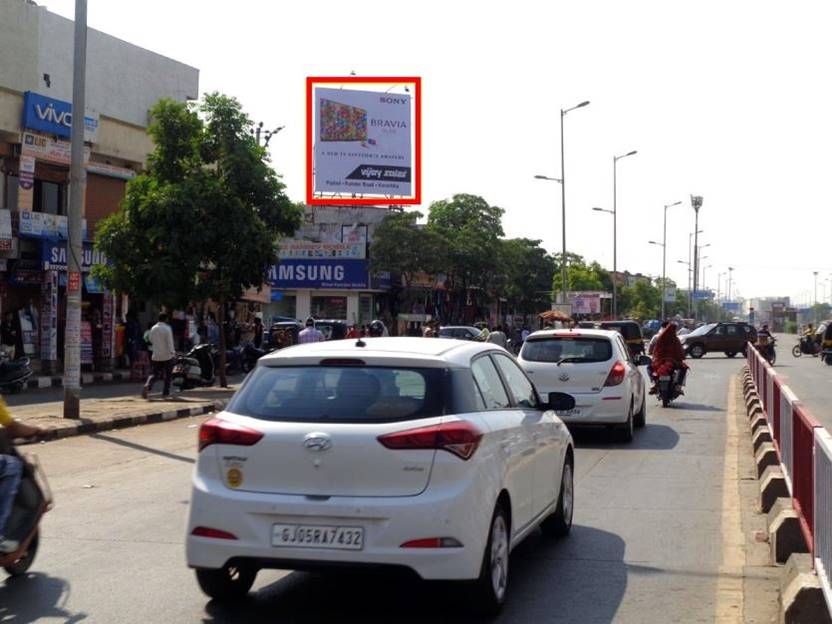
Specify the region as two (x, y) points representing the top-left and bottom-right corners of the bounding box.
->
(43, 0), (832, 305)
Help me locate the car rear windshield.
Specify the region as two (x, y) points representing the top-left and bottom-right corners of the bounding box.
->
(226, 366), (449, 423)
(522, 337), (612, 363)
(601, 323), (641, 340)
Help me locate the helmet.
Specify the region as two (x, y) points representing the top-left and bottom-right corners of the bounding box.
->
(368, 320), (385, 337)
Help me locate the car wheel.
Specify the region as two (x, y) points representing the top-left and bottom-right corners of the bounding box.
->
(195, 564), (257, 602)
(634, 395), (646, 428)
(470, 504), (510, 615)
(541, 454), (574, 538)
(725, 351), (737, 358)
(689, 344), (705, 359)
(618, 402), (634, 442)
(3, 530), (38, 577)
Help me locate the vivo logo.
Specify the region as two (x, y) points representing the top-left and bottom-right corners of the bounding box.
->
(22, 92), (98, 140)
(36, 103), (72, 129)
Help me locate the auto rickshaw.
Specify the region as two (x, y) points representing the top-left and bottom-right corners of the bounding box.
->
(820, 320), (832, 365)
(599, 320), (645, 358)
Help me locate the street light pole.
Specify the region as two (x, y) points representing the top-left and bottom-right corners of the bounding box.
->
(727, 267), (734, 302)
(691, 195), (704, 317)
(660, 201), (681, 319)
(558, 100), (590, 304)
(64, 0), (87, 419)
(611, 150), (637, 318)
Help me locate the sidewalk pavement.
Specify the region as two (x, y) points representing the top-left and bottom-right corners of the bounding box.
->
(12, 385), (239, 444)
(25, 368), (134, 390)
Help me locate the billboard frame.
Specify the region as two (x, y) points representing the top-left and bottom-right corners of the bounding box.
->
(306, 76), (421, 206)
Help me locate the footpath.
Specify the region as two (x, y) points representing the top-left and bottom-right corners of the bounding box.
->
(11, 385), (238, 444)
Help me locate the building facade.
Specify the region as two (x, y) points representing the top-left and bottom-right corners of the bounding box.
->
(0, 0), (198, 371)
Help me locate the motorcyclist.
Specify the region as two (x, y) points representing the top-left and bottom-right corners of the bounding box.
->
(757, 324), (775, 359)
(650, 322), (687, 395)
(368, 320), (386, 338)
(801, 323), (816, 352)
(0, 397), (41, 553)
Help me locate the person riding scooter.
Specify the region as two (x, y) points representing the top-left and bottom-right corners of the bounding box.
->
(756, 324), (776, 363)
(649, 322), (688, 395)
(0, 398), (41, 553)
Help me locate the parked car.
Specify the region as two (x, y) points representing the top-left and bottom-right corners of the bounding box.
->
(439, 325), (482, 340)
(186, 337), (576, 613)
(678, 322), (756, 358)
(517, 328), (648, 441)
(598, 320), (645, 357)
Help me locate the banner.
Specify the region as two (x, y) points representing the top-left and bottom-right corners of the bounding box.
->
(270, 258), (369, 289)
(570, 294), (601, 315)
(41, 241), (107, 272)
(22, 91), (99, 143)
(278, 240), (365, 259)
(21, 131), (90, 165)
(20, 211), (87, 240)
(313, 87), (412, 196)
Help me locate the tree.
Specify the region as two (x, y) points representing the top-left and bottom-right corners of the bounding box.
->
(620, 280), (661, 320)
(95, 93), (302, 386)
(551, 253), (609, 298)
(496, 238), (555, 315)
(369, 211), (444, 287)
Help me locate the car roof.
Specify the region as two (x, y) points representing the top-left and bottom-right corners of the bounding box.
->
(440, 325), (478, 330)
(259, 336), (504, 368)
(526, 328), (620, 340)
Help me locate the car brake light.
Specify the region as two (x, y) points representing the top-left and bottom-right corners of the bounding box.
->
(401, 537), (463, 548)
(604, 361), (626, 387)
(198, 417), (263, 451)
(191, 526), (238, 540)
(377, 421), (482, 460)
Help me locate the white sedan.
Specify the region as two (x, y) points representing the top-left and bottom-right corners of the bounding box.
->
(517, 329), (648, 441)
(186, 337), (575, 614)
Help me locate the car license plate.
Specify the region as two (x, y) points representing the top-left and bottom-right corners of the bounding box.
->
(271, 524), (364, 550)
(659, 376), (671, 381)
(556, 408), (582, 417)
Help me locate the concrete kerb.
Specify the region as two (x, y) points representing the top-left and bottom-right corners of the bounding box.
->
(751, 413), (769, 435)
(768, 497), (808, 564)
(16, 399), (230, 446)
(755, 442), (780, 478)
(779, 553), (831, 624)
(753, 424), (773, 452)
(759, 466), (789, 514)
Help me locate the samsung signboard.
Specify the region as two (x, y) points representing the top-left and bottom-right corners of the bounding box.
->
(269, 258), (369, 289)
(22, 92), (99, 143)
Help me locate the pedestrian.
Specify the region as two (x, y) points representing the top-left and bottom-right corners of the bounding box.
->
(346, 324), (359, 339)
(487, 324), (508, 348)
(253, 317), (264, 348)
(142, 312), (176, 400)
(298, 318), (325, 344)
(1, 312), (18, 360)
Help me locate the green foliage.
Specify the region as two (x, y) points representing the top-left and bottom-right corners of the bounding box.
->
(95, 93), (301, 309)
(620, 280), (661, 320)
(551, 253), (608, 296)
(369, 211), (444, 286)
(496, 238), (555, 313)
(784, 320), (798, 334)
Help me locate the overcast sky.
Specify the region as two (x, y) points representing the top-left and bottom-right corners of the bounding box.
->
(44, 0), (832, 305)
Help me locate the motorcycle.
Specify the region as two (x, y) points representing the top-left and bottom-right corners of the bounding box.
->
(758, 337), (777, 365)
(0, 429), (52, 576)
(172, 344), (216, 390)
(792, 335), (820, 358)
(0, 350), (33, 394)
(654, 360), (685, 408)
(241, 342), (270, 373)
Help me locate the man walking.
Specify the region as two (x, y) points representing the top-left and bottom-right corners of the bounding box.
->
(142, 313), (176, 399)
(298, 318), (325, 344)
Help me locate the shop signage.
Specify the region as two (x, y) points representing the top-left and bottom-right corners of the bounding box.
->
(19, 211), (87, 240)
(278, 240), (366, 259)
(18, 154), (35, 191)
(41, 241), (107, 272)
(22, 92), (99, 142)
(86, 162), (136, 180)
(269, 258), (369, 289)
(0, 210), (11, 250)
(21, 131), (90, 165)
(569, 294), (601, 315)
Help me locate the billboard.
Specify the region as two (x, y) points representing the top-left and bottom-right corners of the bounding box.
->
(269, 258), (369, 289)
(570, 294), (601, 315)
(22, 91), (99, 142)
(307, 77), (421, 205)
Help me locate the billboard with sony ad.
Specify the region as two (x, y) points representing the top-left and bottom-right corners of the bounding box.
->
(306, 77), (421, 206)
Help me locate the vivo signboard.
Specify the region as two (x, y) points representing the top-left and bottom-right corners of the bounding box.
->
(269, 259), (368, 289)
(22, 92), (99, 142)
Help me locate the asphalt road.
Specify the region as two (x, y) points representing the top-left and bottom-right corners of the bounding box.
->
(0, 358), (774, 623)
(768, 333), (832, 430)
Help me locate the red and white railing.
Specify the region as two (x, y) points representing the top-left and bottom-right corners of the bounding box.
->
(747, 345), (831, 612)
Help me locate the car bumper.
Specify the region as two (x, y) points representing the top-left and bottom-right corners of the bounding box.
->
(185, 476), (490, 581)
(551, 391), (630, 425)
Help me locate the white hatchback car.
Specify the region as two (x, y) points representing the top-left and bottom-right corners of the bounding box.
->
(517, 329), (648, 441)
(186, 337), (575, 613)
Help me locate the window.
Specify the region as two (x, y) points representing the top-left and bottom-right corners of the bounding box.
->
(713, 326), (725, 336)
(471, 356), (510, 409)
(311, 296), (347, 319)
(33, 180), (65, 215)
(228, 366), (446, 423)
(492, 353), (538, 408)
(616, 336), (633, 362)
(521, 337), (612, 363)
(726, 325), (739, 336)
(2, 174), (18, 210)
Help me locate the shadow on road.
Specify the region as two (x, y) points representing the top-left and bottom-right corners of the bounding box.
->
(89, 433), (195, 464)
(0, 572), (87, 622)
(201, 525), (627, 623)
(571, 423), (679, 450)
(676, 403), (722, 412)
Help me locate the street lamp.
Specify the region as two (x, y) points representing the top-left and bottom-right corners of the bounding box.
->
(677, 259), (692, 316)
(610, 149), (637, 318)
(253, 122), (285, 147)
(654, 200), (682, 319)
(552, 99), (590, 303)
(727, 267), (734, 302)
(691, 195), (704, 316)
(687, 229), (703, 313)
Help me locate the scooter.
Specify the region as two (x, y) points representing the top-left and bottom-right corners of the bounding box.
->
(759, 338), (777, 366)
(172, 344), (216, 390)
(792, 336), (820, 358)
(0, 429), (52, 576)
(654, 361), (685, 408)
(0, 351), (33, 394)
(241, 342), (269, 373)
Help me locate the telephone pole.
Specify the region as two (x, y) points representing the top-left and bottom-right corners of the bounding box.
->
(64, 0), (87, 419)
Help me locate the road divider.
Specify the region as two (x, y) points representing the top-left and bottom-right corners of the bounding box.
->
(744, 346), (832, 623)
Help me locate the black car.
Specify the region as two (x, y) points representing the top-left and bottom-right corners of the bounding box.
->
(598, 320), (645, 357)
(314, 319), (348, 341)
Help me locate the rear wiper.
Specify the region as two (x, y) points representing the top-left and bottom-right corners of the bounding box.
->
(555, 356), (582, 366)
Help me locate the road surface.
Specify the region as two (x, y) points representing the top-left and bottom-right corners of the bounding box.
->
(0, 358), (776, 623)
(769, 333), (832, 430)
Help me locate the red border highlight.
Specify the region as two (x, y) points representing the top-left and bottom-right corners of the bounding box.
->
(306, 76), (421, 206)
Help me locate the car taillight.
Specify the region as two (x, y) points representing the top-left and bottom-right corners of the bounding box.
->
(198, 417), (263, 451)
(377, 421), (482, 460)
(604, 361), (626, 387)
(400, 537), (463, 548)
(191, 526), (238, 540)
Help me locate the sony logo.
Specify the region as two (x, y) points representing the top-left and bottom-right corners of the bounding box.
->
(378, 96), (408, 105)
